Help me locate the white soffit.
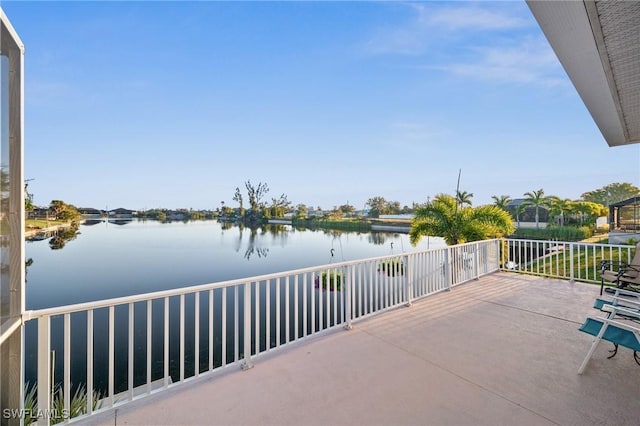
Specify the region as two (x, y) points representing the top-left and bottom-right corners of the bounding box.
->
(527, 0), (640, 147)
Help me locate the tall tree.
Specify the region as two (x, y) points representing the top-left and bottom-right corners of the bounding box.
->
(233, 187), (244, 210)
(455, 190), (474, 207)
(410, 194), (514, 246)
(572, 201), (607, 225)
(548, 197), (573, 227)
(269, 194), (291, 217)
(338, 204), (356, 216)
(366, 196), (389, 217)
(245, 180), (269, 211)
(513, 203), (527, 229)
(523, 189), (549, 230)
(491, 195), (512, 211)
(581, 182), (640, 206)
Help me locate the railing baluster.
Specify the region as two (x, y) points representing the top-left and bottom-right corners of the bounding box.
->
(285, 276), (290, 343)
(242, 282), (253, 370)
(180, 294), (185, 382)
(222, 287), (227, 367)
(302, 274), (307, 338)
(234, 286), (239, 363)
(147, 299), (152, 394)
(63, 313), (70, 414)
(332, 270), (337, 326)
(255, 281), (259, 354)
(87, 309), (94, 415)
(310, 272), (316, 334)
(128, 303), (134, 400)
(357, 266), (362, 318)
(325, 270), (329, 328)
(317, 273), (322, 331)
(266, 280), (271, 350)
(37, 316), (51, 426)
(276, 277), (281, 347)
(109, 306), (114, 404)
(294, 275), (299, 340)
(209, 289), (213, 371)
(345, 265), (352, 330)
(195, 292), (200, 377)
(163, 297), (169, 387)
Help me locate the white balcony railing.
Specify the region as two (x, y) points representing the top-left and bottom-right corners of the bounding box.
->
(22, 237), (636, 424)
(501, 239), (635, 283)
(22, 239), (501, 425)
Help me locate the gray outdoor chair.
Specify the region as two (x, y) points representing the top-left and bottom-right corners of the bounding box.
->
(600, 242), (640, 295)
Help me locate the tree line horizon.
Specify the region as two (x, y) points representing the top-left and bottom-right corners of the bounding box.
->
(24, 181), (638, 229)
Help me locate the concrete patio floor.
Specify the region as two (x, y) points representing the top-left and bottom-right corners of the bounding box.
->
(85, 272), (640, 425)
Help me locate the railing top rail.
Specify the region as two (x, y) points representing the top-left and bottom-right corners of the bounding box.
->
(23, 241), (496, 319)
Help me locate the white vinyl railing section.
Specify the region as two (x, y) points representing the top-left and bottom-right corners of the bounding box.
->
(22, 239), (501, 424)
(501, 239), (636, 283)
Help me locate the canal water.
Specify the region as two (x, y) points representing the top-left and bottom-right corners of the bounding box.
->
(25, 219), (443, 309)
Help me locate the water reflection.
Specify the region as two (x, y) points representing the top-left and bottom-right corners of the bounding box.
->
(49, 223), (80, 250)
(25, 219), (445, 310)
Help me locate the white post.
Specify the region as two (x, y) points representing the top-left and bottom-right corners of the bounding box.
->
(404, 255), (413, 307)
(569, 243), (575, 283)
(36, 317), (50, 426)
(474, 243), (480, 280)
(344, 266), (353, 330)
(444, 247), (452, 291)
(242, 282), (254, 370)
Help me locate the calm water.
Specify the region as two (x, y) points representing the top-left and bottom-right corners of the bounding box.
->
(25, 219), (444, 309)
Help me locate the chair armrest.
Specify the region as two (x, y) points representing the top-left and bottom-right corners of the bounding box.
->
(601, 304), (640, 321)
(611, 288), (640, 298)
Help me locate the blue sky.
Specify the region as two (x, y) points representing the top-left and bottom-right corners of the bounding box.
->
(4, 1), (639, 211)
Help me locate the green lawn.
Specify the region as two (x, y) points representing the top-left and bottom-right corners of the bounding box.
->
(25, 218), (66, 231)
(528, 244), (635, 283)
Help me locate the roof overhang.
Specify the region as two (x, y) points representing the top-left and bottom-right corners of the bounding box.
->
(527, 0), (640, 147)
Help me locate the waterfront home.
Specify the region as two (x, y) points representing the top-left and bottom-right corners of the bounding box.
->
(77, 207), (104, 219)
(107, 207), (136, 219)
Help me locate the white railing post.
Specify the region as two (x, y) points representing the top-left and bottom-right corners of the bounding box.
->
(474, 243), (480, 279)
(242, 282), (253, 370)
(569, 243), (575, 283)
(37, 316), (51, 426)
(404, 254), (412, 307)
(445, 247), (452, 291)
(344, 266), (353, 330)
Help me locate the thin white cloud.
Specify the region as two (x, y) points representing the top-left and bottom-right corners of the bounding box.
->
(430, 37), (567, 87)
(364, 3), (532, 56)
(415, 4), (531, 31)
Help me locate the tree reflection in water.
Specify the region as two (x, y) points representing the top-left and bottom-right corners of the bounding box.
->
(49, 223), (80, 250)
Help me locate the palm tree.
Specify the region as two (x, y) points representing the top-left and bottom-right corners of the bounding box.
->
(514, 203), (527, 229)
(548, 197), (573, 227)
(410, 194), (515, 246)
(455, 190), (474, 207)
(523, 189), (549, 230)
(491, 195), (512, 211)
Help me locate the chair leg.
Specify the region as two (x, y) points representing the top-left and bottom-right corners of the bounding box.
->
(607, 343), (618, 359)
(579, 322), (609, 374)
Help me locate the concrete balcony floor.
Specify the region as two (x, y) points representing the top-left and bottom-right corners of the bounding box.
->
(86, 272), (640, 425)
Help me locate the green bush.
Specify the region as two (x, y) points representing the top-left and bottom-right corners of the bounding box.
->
(510, 226), (593, 241)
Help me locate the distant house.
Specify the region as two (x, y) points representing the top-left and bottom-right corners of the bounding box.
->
(506, 199), (549, 228)
(609, 196), (640, 232)
(28, 206), (52, 220)
(108, 208), (136, 218)
(78, 207), (104, 219)
(167, 211), (186, 221)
